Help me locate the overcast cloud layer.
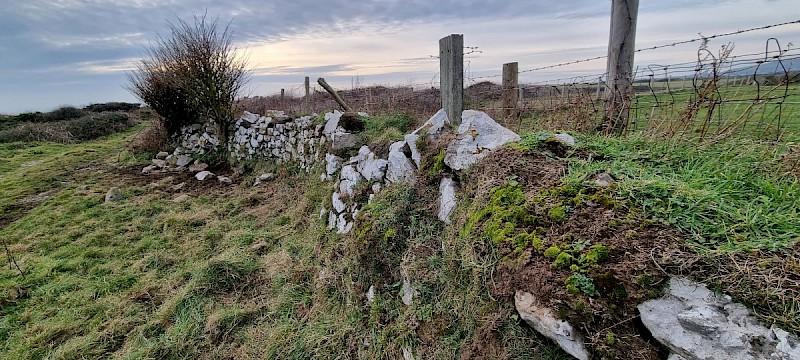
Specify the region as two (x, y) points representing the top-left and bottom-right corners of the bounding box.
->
(1, 0), (798, 113)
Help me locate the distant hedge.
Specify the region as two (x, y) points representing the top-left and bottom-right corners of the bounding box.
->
(0, 112), (134, 143)
(83, 102), (141, 112)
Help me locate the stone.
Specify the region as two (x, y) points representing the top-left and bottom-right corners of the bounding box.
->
(371, 183), (381, 194)
(141, 165), (159, 174)
(176, 155), (192, 167)
(217, 176), (232, 184)
(331, 132), (360, 151)
(550, 133), (576, 147)
(401, 275), (417, 306)
(332, 192), (346, 213)
(341, 165), (363, 183)
(336, 213), (352, 234)
(172, 194), (191, 203)
(366, 285), (375, 303)
(593, 172), (615, 188)
(250, 241), (269, 254)
(404, 133), (422, 168)
(188, 162), (208, 173)
(155, 151), (169, 159)
(515, 291), (590, 360)
(195, 171), (215, 181)
(638, 278), (800, 360)
(355, 146), (388, 182)
(240, 111), (260, 123)
(339, 179), (357, 197)
(327, 211), (337, 230)
(323, 110), (343, 135)
(326, 153), (343, 176)
(253, 172), (275, 186)
(402, 347), (415, 360)
(386, 141), (415, 184)
(412, 108), (450, 141)
(438, 177), (458, 223)
(152, 159), (167, 168)
(104, 187), (123, 203)
(171, 182), (186, 191)
(444, 110), (521, 171)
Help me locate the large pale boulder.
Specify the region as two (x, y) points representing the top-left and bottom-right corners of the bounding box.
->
(515, 291), (590, 360)
(444, 110), (520, 170)
(411, 108), (449, 141)
(638, 278), (800, 360)
(355, 146), (388, 182)
(403, 133), (422, 168)
(326, 153), (343, 176)
(323, 110), (343, 135)
(386, 141), (415, 184)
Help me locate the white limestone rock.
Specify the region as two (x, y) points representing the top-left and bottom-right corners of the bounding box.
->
(550, 133), (576, 147)
(325, 153), (343, 176)
(105, 187), (123, 203)
(355, 146), (388, 182)
(412, 108), (450, 141)
(404, 133), (422, 168)
(438, 177), (458, 223)
(176, 155), (192, 167)
(240, 111), (260, 124)
(323, 110), (343, 135)
(444, 110), (520, 171)
(386, 141), (415, 184)
(515, 291), (590, 360)
(638, 278), (800, 360)
(195, 171), (215, 181)
(332, 192), (346, 213)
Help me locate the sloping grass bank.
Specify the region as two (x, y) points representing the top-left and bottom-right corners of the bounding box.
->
(1, 123), (797, 359)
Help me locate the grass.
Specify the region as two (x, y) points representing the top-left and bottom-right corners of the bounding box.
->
(531, 134), (800, 251)
(2, 112), (798, 358)
(0, 124), (568, 359)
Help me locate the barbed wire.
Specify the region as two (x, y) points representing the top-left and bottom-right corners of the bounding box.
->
(469, 19), (800, 81)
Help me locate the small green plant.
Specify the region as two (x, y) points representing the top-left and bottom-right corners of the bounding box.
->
(565, 273), (596, 296)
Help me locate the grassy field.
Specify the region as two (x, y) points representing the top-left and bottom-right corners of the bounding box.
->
(0, 118), (798, 358)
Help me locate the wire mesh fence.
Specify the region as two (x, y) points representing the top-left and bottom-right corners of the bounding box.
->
(241, 24), (800, 142)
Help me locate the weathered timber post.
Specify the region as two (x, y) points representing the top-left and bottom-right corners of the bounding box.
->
(439, 34), (464, 125)
(317, 77), (353, 112)
(304, 76), (310, 113)
(280, 88), (285, 110)
(603, 0), (639, 135)
(502, 62), (519, 119)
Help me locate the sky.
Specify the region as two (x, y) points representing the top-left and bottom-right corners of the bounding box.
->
(1, 0), (798, 114)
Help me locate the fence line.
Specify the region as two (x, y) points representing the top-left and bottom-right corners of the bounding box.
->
(243, 19), (800, 141)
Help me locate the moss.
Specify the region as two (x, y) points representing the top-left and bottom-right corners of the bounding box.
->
(580, 244), (610, 265)
(605, 331), (617, 345)
(552, 252), (574, 269)
(544, 246), (561, 259)
(427, 150), (447, 176)
(547, 205), (568, 222)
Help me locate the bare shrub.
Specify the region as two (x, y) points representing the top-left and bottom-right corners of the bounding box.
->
(127, 14), (248, 149)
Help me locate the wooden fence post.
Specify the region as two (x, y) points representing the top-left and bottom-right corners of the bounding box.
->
(502, 62), (519, 119)
(603, 0), (639, 134)
(304, 76), (310, 113)
(317, 77), (353, 112)
(439, 34), (464, 125)
(280, 89), (285, 110)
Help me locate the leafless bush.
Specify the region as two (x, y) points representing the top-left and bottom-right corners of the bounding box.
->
(128, 14), (248, 149)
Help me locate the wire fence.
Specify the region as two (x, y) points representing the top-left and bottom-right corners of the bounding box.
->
(241, 20), (800, 142)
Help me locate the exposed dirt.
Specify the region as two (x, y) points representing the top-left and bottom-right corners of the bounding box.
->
(114, 161), (238, 196)
(461, 146), (682, 359)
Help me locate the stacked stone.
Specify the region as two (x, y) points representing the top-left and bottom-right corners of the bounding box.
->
(229, 111), (325, 171)
(177, 122), (219, 154)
